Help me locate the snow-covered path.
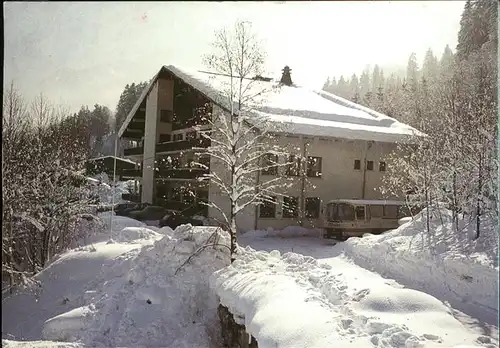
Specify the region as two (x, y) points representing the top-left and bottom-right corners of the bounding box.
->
(238, 234), (499, 347)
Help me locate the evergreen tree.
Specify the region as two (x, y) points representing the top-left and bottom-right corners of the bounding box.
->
(322, 77), (331, 91)
(359, 67), (371, 99)
(422, 48), (439, 82)
(406, 52), (420, 92)
(114, 81), (148, 132)
(372, 64), (381, 93)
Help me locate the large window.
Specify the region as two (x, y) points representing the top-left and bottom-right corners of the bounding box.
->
(186, 131), (197, 140)
(355, 206), (366, 220)
(259, 197), (277, 218)
(307, 156), (322, 177)
(285, 155), (301, 176)
(173, 133), (183, 141)
(305, 197), (321, 219)
(354, 159), (361, 170)
(160, 109), (173, 123)
(261, 153), (278, 175)
(366, 160), (374, 171)
(283, 196), (299, 218)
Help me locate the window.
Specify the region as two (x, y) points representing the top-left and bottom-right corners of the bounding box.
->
(283, 196), (299, 218)
(197, 190), (209, 204)
(159, 134), (171, 143)
(182, 189), (196, 206)
(307, 156), (322, 177)
(186, 131), (197, 140)
(197, 154), (210, 169)
(285, 155), (301, 176)
(160, 109), (173, 123)
(379, 161), (387, 172)
(305, 197), (321, 219)
(366, 160), (374, 171)
(369, 205), (384, 218)
(355, 206), (365, 220)
(259, 197), (277, 218)
(329, 203), (355, 221)
(170, 187), (182, 202)
(170, 155), (180, 168)
(261, 153), (278, 175)
(173, 133), (183, 141)
(354, 159), (361, 170)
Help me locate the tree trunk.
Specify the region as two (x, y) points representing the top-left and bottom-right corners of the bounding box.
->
(476, 153), (482, 239)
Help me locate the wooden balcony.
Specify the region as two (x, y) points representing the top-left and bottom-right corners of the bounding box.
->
(156, 168), (208, 180)
(121, 167), (208, 180)
(123, 138), (210, 157)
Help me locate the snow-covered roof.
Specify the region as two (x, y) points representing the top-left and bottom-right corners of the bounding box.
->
(119, 65), (422, 143)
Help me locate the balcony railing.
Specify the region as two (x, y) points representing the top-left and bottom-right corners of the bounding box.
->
(124, 138), (210, 157)
(153, 199), (208, 216)
(121, 167), (208, 180)
(156, 168), (208, 180)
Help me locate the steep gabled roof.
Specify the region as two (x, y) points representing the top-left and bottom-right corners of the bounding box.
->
(119, 65), (422, 143)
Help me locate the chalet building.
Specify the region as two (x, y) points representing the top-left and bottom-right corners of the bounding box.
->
(118, 65), (419, 232)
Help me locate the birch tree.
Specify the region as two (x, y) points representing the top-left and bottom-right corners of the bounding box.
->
(196, 20), (295, 262)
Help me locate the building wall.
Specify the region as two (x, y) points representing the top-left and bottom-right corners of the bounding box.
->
(206, 126), (400, 232)
(141, 78), (174, 203)
(252, 136), (399, 230)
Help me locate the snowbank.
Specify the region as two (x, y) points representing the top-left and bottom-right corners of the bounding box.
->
(344, 208), (499, 324)
(211, 246), (495, 348)
(243, 226), (322, 239)
(2, 221), (231, 347)
(42, 225), (230, 347)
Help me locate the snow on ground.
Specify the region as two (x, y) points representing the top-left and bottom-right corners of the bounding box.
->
(2, 212), (230, 347)
(343, 208), (499, 325)
(2, 339), (83, 347)
(226, 233), (499, 348)
(3, 207), (497, 348)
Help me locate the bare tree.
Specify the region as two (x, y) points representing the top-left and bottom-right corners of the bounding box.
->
(195, 20), (295, 262)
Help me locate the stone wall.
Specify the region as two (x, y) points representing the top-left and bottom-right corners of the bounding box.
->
(218, 304), (258, 348)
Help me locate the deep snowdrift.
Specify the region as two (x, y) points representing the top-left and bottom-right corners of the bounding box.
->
(211, 246), (498, 348)
(2, 220), (231, 347)
(344, 208), (499, 324)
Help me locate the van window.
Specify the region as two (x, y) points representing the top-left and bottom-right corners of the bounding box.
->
(370, 205), (384, 217)
(355, 206), (365, 220)
(329, 203), (355, 221)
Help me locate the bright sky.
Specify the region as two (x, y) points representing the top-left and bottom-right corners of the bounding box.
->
(4, 1), (465, 114)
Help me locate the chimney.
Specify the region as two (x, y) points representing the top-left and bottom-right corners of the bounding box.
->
(280, 65), (293, 86)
